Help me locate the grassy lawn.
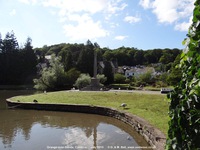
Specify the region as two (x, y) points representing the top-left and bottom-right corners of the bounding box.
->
(11, 90), (169, 135)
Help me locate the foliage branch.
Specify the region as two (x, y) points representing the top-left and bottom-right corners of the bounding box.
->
(166, 1), (200, 149)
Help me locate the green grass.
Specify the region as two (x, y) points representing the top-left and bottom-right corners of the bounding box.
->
(11, 91), (169, 135)
(143, 86), (161, 91)
(144, 86), (174, 91)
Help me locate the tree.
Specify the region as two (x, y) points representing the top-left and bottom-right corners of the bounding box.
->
(65, 68), (80, 87)
(1, 31), (19, 54)
(0, 31), (20, 84)
(46, 43), (66, 55)
(77, 40), (94, 76)
(0, 33), (2, 53)
(159, 52), (173, 64)
(167, 1), (200, 149)
(134, 50), (144, 65)
(103, 61), (114, 85)
(34, 54), (81, 90)
(102, 50), (114, 61)
(144, 50), (158, 64)
(33, 55), (67, 90)
(59, 47), (74, 71)
(20, 37), (37, 84)
(167, 54), (182, 86)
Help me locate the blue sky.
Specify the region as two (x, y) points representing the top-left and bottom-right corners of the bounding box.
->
(0, 0), (195, 50)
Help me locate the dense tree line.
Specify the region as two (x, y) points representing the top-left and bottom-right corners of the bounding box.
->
(33, 41), (181, 89)
(0, 31), (37, 85)
(36, 44), (181, 66)
(0, 31), (181, 88)
(34, 41), (181, 73)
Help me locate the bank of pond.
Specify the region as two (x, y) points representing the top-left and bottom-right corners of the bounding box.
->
(4, 90), (167, 149)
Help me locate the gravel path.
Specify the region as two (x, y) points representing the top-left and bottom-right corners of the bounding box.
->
(109, 89), (161, 95)
(70, 89), (162, 95)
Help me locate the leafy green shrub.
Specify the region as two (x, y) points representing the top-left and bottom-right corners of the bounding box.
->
(125, 78), (131, 84)
(97, 74), (107, 85)
(166, 1), (200, 149)
(114, 73), (126, 84)
(135, 71), (154, 86)
(134, 80), (146, 87)
(155, 81), (168, 88)
(74, 74), (91, 89)
(167, 55), (182, 86)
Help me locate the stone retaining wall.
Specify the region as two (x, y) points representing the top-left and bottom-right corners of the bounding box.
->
(6, 99), (166, 150)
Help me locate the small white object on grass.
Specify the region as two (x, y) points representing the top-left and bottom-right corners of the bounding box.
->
(120, 103), (127, 108)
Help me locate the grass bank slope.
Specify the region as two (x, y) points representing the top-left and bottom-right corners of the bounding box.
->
(11, 90), (168, 135)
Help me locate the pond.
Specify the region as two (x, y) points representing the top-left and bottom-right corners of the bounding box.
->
(0, 90), (152, 150)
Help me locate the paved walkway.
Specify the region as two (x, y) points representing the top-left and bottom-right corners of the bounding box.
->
(70, 89), (161, 95)
(110, 89), (161, 94)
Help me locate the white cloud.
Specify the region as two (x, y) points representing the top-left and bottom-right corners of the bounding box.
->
(18, 0), (30, 4)
(124, 16), (141, 23)
(18, 0), (128, 17)
(105, 1), (128, 20)
(139, 0), (194, 31)
(43, 0), (128, 41)
(18, 0), (128, 41)
(18, 0), (38, 5)
(175, 22), (190, 31)
(175, 16), (193, 31)
(60, 13), (109, 41)
(42, 0), (107, 14)
(107, 2), (127, 14)
(152, 0), (179, 24)
(62, 128), (105, 146)
(110, 22), (119, 28)
(115, 35), (128, 40)
(63, 16), (109, 41)
(9, 9), (16, 16)
(139, 0), (151, 9)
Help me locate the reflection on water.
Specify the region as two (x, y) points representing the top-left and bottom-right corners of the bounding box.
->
(0, 90), (151, 150)
(0, 90), (37, 109)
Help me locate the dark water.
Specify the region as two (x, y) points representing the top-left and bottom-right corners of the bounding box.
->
(0, 90), (152, 150)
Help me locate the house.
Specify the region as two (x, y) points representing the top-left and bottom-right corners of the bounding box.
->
(123, 66), (156, 78)
(125, 69), (134, 78)
(36, 55), (52, 75)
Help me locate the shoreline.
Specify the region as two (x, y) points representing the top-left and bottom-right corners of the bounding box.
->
(0, 85), (34, 90)
(6, 99), (166, 150)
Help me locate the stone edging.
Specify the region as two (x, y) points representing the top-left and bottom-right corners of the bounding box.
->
(6, 99), (166, 150)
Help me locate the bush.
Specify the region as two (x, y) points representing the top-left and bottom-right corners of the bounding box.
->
(125, 78), (131, 84)
(114, 73), (126, 84)
(134, 80), (146, 87)
(97, 74), (107, 85)
(155, 81), (168, 88)
(137, 71), (153, 85)
(74, 74), (91, 89)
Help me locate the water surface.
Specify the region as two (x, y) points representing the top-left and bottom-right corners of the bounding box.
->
(0, 90), (151, 150)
